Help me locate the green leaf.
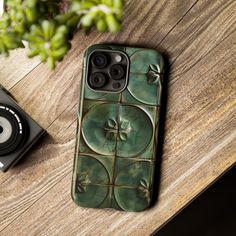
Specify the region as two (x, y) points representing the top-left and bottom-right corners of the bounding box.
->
(48, 56), (56, 70)
(42, 20), (56, 40)
(51, 45), (70, 60)
(105, 13), (121, 33)
(96, 18), (108, 32)
(113, 0), (124, 9)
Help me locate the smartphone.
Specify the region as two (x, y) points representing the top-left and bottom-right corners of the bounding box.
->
(72, 44), (164, 212)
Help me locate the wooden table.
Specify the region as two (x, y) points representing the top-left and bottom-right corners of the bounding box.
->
(0, 1), (236, 235)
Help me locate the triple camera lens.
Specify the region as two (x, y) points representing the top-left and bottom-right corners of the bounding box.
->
(89, 52), (128, 91)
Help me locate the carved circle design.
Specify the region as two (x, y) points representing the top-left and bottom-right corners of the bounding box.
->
(128, 50), (161, 105)
(114, 187), (150, 212)
(75, 155), (110, 208)
(116, 105), (153, 158)
(81, 103), (153, 157)
(113, 160), (152, 211)
(82, 103), (118, 155)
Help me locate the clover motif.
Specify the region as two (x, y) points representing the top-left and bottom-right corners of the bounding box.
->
(138, 179), (151, 204)
(104, 116), (131, 141)
(76, 172), (91, 193)
(147, 64), (161, 85)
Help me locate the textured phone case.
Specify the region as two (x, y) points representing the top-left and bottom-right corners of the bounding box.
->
(72, 44), (164, 212)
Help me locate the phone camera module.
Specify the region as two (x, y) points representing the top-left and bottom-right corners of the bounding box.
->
(92, 54), (108, 68)
(89, 73), (106, 88)
(109, 64), (125, 80)
(88, 50), (129, 92)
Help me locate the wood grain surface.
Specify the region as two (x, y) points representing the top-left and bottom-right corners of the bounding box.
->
(0, 0), (236, 235)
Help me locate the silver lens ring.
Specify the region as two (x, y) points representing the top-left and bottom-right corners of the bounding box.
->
(0, 104), (28, 156)
(0, 116), (13, 144)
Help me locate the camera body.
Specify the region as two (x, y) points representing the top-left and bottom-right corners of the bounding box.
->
(0, 86), (45, 172)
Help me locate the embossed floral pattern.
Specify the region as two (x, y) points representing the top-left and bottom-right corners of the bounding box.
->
(138, 179), (151, 204)
(76, 172), (91, 193)
(147, 64), (161, 85)
(104, 116), (131, 141)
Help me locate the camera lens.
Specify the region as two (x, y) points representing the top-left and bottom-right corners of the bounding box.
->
(0, 104), (28, 156)
(92, 54), (107, 68)
(0, 117), (12, 144)
(89, 73), (106, 89)
(109, 64), (125, 80)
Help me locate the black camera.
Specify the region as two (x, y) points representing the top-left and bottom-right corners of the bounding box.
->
(0, 85), (45, 172)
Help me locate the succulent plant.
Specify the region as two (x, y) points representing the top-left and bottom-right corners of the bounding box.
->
(0, 13), (24, 55)
(25, 20), (72, 69)
(0, 0), (124, 69)
(72, 0), (123, 32)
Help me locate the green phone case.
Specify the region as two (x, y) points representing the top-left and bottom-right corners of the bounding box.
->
(72, 44), (164, 212)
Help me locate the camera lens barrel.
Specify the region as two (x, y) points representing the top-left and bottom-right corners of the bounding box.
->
(92, 54), (108, 68)
(89, 73), (107, 89)
(109, 64), (125, 80)
(0, 104), (28, 156)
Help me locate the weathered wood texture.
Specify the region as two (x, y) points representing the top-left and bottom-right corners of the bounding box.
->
(0, 0), (236, 235)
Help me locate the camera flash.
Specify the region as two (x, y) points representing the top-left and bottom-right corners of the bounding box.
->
(115, 55), (122, 62)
